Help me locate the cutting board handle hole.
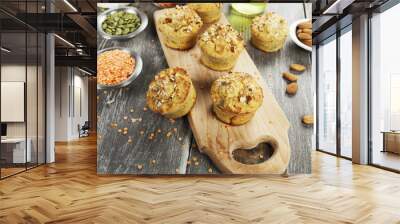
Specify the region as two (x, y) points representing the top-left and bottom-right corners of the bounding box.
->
(232, 142), (275, 165)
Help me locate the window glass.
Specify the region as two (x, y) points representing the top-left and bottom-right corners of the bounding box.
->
(1, 25), (27, 178)
(0, 0), (46, 179)
(27, 30), (38, 169)
(317, 36), (337, 154)
(340, 29), (352, 158)
(371, 3), (400, 171)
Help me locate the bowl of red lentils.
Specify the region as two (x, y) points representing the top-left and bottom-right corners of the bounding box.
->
(97, 47), (143, 89)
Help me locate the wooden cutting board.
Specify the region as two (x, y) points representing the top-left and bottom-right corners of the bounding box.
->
(154, 10), (290, 174)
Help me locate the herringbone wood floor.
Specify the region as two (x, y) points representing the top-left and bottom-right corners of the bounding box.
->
(1, 136), (400, 224)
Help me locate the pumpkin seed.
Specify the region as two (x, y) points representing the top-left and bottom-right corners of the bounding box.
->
(102, 11), (141, 36)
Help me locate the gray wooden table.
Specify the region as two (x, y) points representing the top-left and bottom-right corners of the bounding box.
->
(97, 3), (312, 175)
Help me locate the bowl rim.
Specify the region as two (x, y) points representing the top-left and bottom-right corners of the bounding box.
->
(97, 6), (148, 40)
(97, 3), (131, 9)
(289, 18), (312, 52)
(97, 47), (143, 89)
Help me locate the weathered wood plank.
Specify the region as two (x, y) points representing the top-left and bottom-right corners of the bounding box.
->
(187, 137), (220, 174)
(97, 4), (192, 174)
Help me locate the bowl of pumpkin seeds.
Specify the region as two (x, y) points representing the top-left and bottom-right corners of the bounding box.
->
(98, 7), (148, 40)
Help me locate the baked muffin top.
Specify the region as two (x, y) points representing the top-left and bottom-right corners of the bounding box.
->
(199, 24), (244, 56)
(251, 12), (288, 41)
(147, 67), (193, 114)
(157, 6), (203, 36)
(211, 72), (263, 114)
(187, 3), (222, 13)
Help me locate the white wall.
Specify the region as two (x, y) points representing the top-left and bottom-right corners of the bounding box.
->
(0, 65), (39, 138)
(1, 65), (26, 139)
(72, 73), (89, 138)
(54, 67), (89, 141)
(55, 66), (69, 141)
(1, 82), (25, 122)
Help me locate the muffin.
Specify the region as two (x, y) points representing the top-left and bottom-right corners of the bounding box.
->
(187, 3), (222, 23)
(157, 6), (203, 50)
(211, 72), (263, 125)
(199, 24), (245, 71)
(251, 12), (288, 52)
(147, 67), (196, 119)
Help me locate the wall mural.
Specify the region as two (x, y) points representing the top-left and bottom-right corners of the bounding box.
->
(96, 2), (313, 175)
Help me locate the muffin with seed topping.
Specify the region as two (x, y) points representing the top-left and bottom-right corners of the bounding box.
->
(146, 67), (196, 118)
(157, 6), (203, 50)
(199, 24), (244, 71)
(251, 12), (288, 52)
(211, 72), (263, 125)
(187, 3), (222, 23)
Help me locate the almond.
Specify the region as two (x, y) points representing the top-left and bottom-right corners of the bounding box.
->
(282, 72), (298, 82)
(298, 21), (312, 29)
(302, 28), (312, 34)
(297, 32), (312, 40)
(302, 115), (314, 125)
(290, 64), (306, 72)
(286, 82), (298, 95)
(297, 28), (303, 34)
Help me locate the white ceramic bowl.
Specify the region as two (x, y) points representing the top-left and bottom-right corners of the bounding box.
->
(289, 19), (312, 52)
